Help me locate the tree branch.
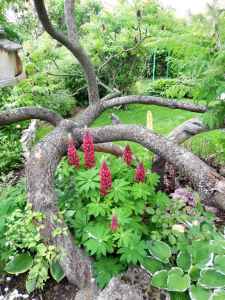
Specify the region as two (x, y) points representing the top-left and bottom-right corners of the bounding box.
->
(0, 107), (63, 126)
(33, 0), (99, 104)
(168, 117), (225, 144)
(103, 96), (207, 113)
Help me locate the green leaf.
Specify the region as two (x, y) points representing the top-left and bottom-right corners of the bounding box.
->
(189, 285), (211, 300)
(50, 261), (65, 283)
(5, 254), (33, 274)
(107, 179), (130, 203)
(141, 257), (164, 274)
(211, 289), (225, 300)
(148, 240), (171, 263)
(151, 270), (168, 289)
(214, 255), (225, 275)
(167, 267), (191, 292)
(190, 241), (213, 268)
(177, 251), (192, 272)
(189, 265), (201, 281)
(198, 268), (225, 289)
(26, 276), (37, 294)
(94, 257), (125, 288)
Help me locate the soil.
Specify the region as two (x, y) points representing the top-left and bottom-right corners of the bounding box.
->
(0, 274), (77, 300)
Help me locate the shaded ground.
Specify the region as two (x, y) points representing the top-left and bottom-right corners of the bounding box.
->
(0, 274), (78, 300)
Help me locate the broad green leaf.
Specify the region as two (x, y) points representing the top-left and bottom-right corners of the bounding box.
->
(141, 257), (164, 274)
(198, 268), (225, 289)
(151, 270), (168, 289)
(5, 254), (33, 274)
(211, 289), (225, 300)
(214, 255), (225, 275)
(189, 285), (211, 300)
(50, 261), (65, 283)
(190, 241), (213, 268)
(177, 251), (192, 272)
(148, 240), (171, 263)
(167, 268), (191, 292)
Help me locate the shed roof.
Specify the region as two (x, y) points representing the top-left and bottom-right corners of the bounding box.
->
(0, 39), (22, 52)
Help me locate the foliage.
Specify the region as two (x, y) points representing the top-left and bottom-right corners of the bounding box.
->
(55, 152), (216, 288)
(144, 78), (194, 99)
(149, 220), (225, 299)
(0, 182), (65, 292)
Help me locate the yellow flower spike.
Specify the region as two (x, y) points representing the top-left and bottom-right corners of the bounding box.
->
(146, 111), (153, 130)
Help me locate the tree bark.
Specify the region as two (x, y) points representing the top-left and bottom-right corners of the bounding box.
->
(0, 107), (63, 126)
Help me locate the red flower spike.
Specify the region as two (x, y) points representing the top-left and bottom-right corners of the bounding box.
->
(83, 131), (95, 168)
(111, 215), (119, 232)
(99, 161), (112, 196)
(135, 163), (146, 182)
(123, 145), (133, 166)
(67, 142), (80, 168)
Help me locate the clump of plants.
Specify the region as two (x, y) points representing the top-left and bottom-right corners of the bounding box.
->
(55, 132), (221, 292)
(1, 131), (224, 296)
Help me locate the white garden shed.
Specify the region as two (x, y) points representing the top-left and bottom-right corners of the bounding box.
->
(0, 29), (25, 87)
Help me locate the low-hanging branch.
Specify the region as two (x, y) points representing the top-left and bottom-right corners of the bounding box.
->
(0, 107), (63, 126)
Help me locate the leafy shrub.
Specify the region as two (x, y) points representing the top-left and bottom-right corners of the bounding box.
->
(145, 78), (194, 99)
(55, 146), (216, 288)
(0, 182), (65, 292)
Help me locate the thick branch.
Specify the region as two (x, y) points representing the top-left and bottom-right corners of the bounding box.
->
(26, 126), (95, 289)
(0, 107), (63, 126)
(168, 117), (225, 144)
(33, 0), (99, 104)
(103, 96), (207, 113)
(72, 125), (225, 210)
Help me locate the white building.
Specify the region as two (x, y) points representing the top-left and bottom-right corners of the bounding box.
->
(0, 29), (25, 87)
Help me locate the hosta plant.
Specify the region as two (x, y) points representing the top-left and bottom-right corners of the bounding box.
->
(147, 221), (225, 300)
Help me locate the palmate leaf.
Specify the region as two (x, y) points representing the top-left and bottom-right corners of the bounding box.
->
(118, 235), (147, 264)
(75, 168), (99, 196)
(106, 179), (130, 203)
(131, 183), (150, 201)
(87, 201), (109, 217)
(83, 223), (113, 257)
(94, 257), (125, 288)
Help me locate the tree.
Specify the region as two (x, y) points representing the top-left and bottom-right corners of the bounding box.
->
(0, 0), (225, 298)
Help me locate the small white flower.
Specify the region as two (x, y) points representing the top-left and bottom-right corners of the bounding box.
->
(192, 220), (199, 226)
(6, 276), (11, 281)
(172, 224), (185, 233)
(4, 287), (9, 292)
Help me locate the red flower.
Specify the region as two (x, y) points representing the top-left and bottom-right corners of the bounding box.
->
(123, 145), (133, 166)
(135, 163), (145, 182)
(83, 131), (95, 168)
(67, 141), (80, 168)
(111, 215), (119, 231)
(99, 161), (112, 196)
